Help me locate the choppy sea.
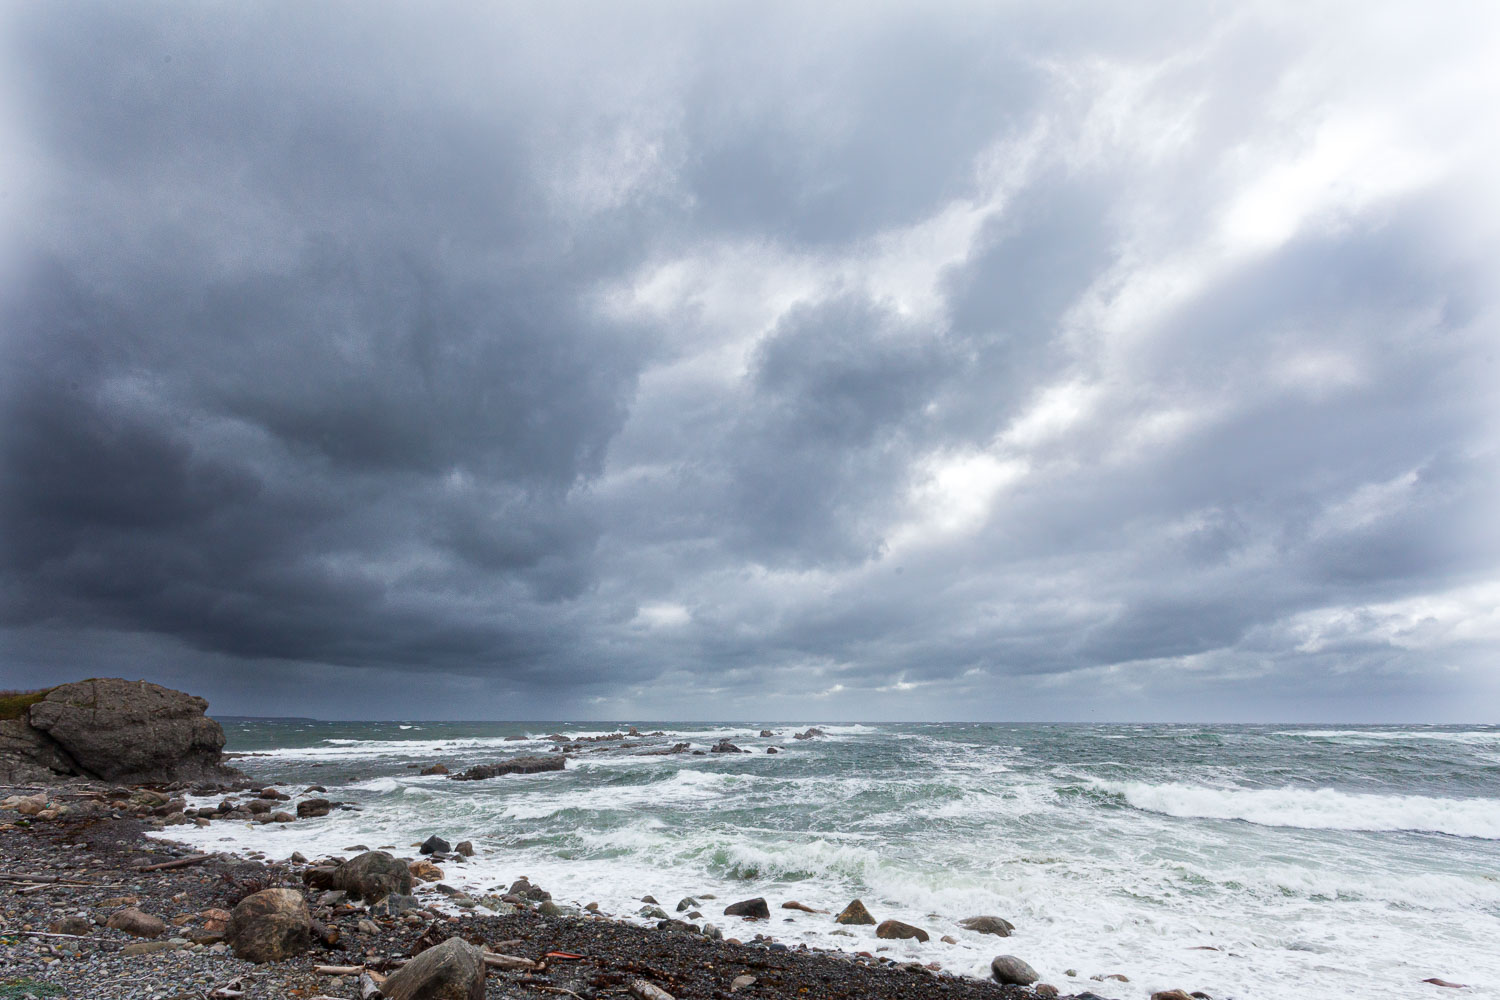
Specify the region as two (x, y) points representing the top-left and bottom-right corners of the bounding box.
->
(154, 722), (1500, 999)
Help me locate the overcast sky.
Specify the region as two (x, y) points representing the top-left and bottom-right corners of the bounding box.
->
(2, 2), (1497, 721)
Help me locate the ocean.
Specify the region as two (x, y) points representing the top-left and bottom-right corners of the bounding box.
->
(155, 722), (1500, 999)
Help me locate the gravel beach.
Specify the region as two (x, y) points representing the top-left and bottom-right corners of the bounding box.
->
(0, 780), (1081, 1000)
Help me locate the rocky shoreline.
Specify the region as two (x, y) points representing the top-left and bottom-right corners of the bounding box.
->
(1, 683), (1216, 1000)
(0, 778), (1141, 1000)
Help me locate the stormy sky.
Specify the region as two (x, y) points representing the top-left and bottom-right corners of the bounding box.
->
(2, 2), (1497, 721)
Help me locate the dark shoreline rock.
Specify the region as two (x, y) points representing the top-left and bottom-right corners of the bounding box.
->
(723, 897), (770, 919)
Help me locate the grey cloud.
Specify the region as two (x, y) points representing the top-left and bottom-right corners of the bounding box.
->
(2, 2), (1496, 720)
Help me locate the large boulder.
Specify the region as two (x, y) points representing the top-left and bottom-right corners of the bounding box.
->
(991, 955), (1040, 986)
(332, 851), (413, 900)
(450, 755), (565, 780)
(16, 679), (245, 784)
(227, 888), (313, 963)
(380, 936), (486, 1000)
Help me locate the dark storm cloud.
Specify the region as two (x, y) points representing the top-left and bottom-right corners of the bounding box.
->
(2, 2), (1497, 719)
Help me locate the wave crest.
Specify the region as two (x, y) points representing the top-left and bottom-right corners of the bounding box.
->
(1104, 781), (1500, 839)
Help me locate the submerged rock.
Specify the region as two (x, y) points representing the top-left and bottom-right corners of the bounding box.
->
(958, 915), (1015, 937)
(792, 727), (825, 740)
(709, 740), (748, 753)
(638, 742), (691, 756)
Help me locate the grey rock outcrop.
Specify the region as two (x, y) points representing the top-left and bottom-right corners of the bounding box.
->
(2, 679), (246, 785)
(227, 888), (313, 963)
(380, 936), (486, 1000)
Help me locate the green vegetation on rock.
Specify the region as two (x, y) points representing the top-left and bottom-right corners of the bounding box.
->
(0, 689), (51, 721)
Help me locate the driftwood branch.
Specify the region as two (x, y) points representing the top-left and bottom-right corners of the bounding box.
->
(14, 929), (116, 943)
(484, 952), (540, 970)
(139, 853), (215, 871)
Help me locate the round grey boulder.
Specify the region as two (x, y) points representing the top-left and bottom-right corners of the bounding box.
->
(991, 954), (1040, 986)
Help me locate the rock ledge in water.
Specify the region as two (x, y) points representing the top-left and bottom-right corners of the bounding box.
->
(451, 755), (565, 780)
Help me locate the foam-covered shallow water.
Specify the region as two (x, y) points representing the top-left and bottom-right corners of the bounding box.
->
(154, 722), (1500, 999)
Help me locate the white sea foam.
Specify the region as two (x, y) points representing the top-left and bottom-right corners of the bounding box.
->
(1105, 780), (1500, 839)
